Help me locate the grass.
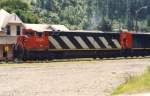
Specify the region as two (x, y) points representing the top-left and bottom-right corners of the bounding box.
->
(112, 66), (150, 95)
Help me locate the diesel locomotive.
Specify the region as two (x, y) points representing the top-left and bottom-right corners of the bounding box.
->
(13, 29), (150, 60)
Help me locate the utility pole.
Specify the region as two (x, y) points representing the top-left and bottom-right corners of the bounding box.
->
(118, 0), (121, 31)
(135, 6), (148, 32)
(106, 0), (109, 19)
(126, 0), (131, 31)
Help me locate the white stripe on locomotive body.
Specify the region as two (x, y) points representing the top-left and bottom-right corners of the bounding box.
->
(99, 37), (112, 48)
(87, 36), (101, 48)
(112, 39), (121, 48)
(48, 36), (62, 49)
(60, 36), (76, 49)
(74, 36), (89, 49)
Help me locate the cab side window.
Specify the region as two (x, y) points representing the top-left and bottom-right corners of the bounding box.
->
(36, 32), (43, 37)
(25, 32), (34, 37)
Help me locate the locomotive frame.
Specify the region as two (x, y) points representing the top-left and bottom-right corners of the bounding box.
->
(13, 29), (150, 60)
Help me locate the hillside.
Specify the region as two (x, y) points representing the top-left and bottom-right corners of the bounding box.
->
(0, 0), (150, 31)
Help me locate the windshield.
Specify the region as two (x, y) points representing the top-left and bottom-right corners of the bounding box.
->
(25, 32), (34, 37)
(36, 32), (43, 37)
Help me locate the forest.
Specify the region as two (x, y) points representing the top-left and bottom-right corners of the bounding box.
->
(0, 0), (150, 32)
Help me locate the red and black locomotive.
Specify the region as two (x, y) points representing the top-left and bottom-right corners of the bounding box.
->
(13, 29), (150, 60)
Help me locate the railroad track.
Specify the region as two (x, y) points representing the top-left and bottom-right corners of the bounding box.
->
(10, 56), (150, 64)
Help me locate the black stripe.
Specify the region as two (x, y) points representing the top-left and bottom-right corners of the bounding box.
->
(81, 37), (95, 49)
(48, 36), (57, 49)
(116, 37), (121, 44)
(53, 36), (69, 49)
(48, 41), (56, 49)
(112, 35), (121, 48)
(94, 37), (106, 48)
(67, 36), (82, 49)
(105, 37), (117, 48)
(106, 36), (118, 48)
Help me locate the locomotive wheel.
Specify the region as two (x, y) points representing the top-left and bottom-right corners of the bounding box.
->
(13, 45), (18, 58)
(14, 45), (26, 61)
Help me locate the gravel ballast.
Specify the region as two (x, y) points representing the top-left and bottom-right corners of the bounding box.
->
(0, 58), (150, 96)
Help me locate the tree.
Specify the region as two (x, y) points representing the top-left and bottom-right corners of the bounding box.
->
(97, 18), (112, 31)
(0, 0), (40, 23)
(1, 0), (150, 31)
(0, 0), (29, 11)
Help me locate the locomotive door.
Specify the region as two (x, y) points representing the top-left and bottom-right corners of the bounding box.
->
(120, 32), (132, 49)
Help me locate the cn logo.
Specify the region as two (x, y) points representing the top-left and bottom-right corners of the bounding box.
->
(36, 38), (44, 42)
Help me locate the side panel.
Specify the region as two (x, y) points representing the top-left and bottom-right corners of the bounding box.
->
(132, 34), (150, 48)
(144, 35), (150, 48)
(132, 34), (144, 48)
(48, 31), (121, 50)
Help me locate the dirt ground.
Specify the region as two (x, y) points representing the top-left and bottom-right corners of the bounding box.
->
(0, 58), (150, 96)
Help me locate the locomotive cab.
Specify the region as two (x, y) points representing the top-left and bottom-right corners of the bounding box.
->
(16, 29), (49, 51)
(13, 29), (49, 60)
